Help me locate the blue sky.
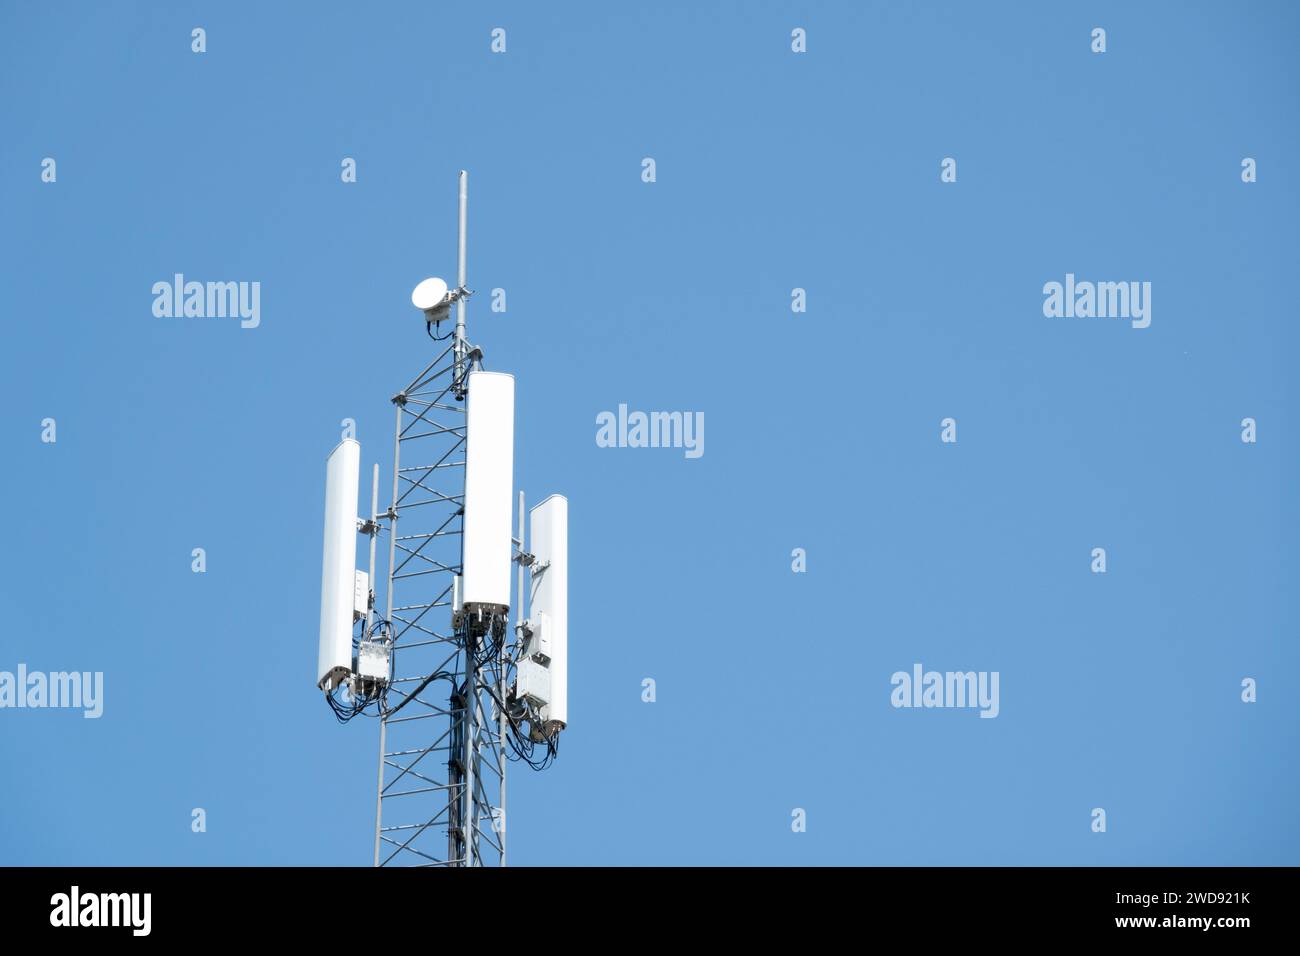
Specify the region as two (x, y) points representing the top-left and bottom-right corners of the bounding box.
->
(1, 0), (1296, 865)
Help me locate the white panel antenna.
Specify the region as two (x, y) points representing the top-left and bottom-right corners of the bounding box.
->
(461, 371), (515, 613)
(318, 439), (361, 690)
(529, 494), (568, 730)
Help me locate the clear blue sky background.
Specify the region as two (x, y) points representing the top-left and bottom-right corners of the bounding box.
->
(1, 1), (1296, 865)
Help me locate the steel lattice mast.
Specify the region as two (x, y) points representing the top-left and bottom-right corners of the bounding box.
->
(371, 171), (508, 867)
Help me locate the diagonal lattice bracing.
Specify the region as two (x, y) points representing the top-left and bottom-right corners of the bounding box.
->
(373, 347), (508, 866)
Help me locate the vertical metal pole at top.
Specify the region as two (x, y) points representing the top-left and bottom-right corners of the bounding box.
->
(373, 404), (403, 867)
(454, 169), (476, 866)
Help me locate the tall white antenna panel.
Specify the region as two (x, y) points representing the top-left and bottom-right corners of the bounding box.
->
(530, 494), (568, 729)
(318, 438), (361, 690)
(462, 371), (515, 612)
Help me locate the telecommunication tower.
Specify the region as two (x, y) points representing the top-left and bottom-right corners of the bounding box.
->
(315, 171), (568, 867)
